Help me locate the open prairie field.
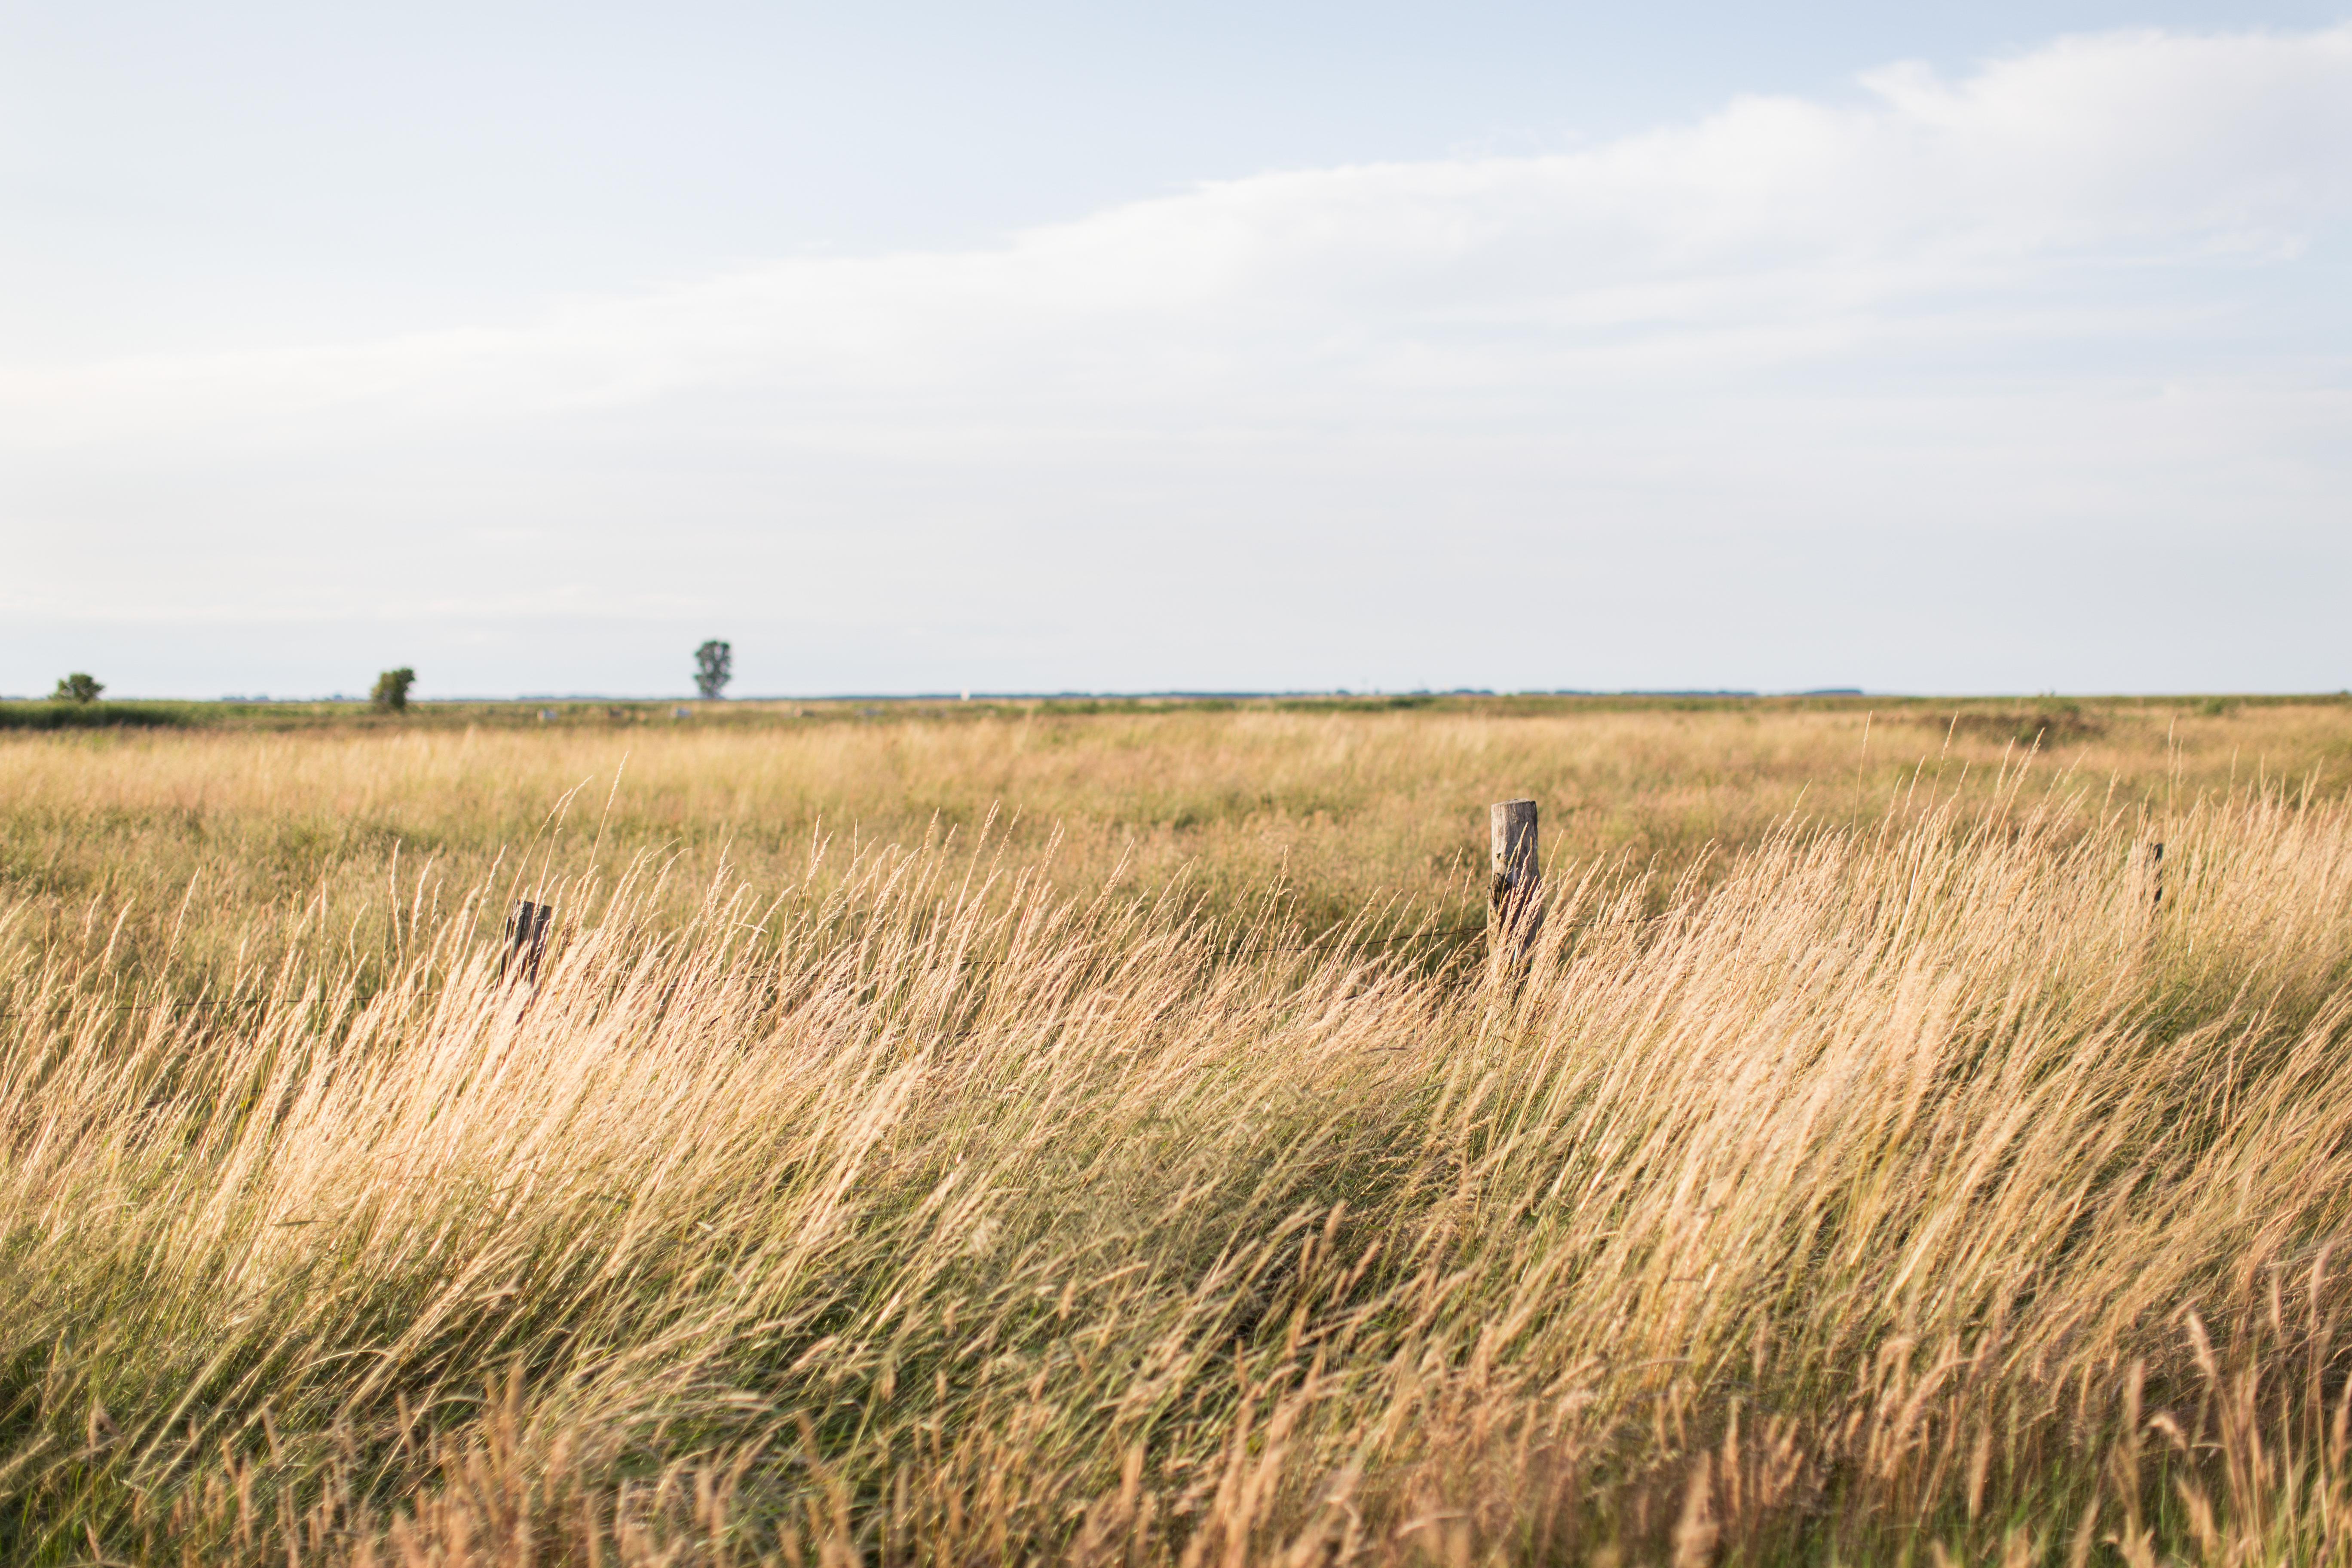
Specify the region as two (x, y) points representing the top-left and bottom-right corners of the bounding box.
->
(6, 696), (2352, 1565)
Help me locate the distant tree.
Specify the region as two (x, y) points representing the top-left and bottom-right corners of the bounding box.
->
(51, 673), (103, 704)
(694, 640), (733, 700)
(371, 667), (416, 713)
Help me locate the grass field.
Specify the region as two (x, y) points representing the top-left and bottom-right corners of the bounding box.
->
(5, 695), (2351, 1564)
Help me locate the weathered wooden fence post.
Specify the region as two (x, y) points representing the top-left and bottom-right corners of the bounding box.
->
(2124, 839), (2166, 947)
(1490, 799), (1541, 974)
(503, 900), (553, 985)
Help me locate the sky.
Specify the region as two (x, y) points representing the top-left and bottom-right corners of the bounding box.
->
(3, 3), (2348, 698)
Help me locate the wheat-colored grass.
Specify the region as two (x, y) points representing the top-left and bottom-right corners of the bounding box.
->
(3, 703), (2351, 1564)
(5, 699), (2341, 988)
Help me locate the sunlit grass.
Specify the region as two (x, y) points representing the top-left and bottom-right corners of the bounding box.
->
(3, 704), (2350, 1563)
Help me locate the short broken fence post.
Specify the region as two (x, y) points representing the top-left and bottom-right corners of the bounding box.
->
(503, 900), (553, 985)
(1489, 799), (1542, 974)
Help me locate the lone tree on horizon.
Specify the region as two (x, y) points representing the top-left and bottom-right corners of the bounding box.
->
(694, 640), (733, 700)
(371, 668), (416, 712)
(51, 673), (103, 704)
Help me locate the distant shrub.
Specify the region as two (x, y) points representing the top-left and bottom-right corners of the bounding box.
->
(1935, 701), (2104, 747)
(51, 673), (103, 704)
(0, 702), (184, 730)
(371, 668), (416, 713)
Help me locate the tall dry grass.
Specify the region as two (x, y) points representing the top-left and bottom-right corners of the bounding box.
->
(4, 699), (2344, 1003)
(5, 732), (2352, 1562)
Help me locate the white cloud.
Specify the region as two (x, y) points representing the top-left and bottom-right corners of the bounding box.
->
(11, 27), (2348, 433)
(4, 25), (2349, 694)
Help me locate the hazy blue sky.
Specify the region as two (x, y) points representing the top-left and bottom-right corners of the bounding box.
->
(4, 3), (2347, 697)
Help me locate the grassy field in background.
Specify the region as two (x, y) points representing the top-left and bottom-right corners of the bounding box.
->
(7, 694), (2347, 987)
(5, 697), (2352, 1564)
